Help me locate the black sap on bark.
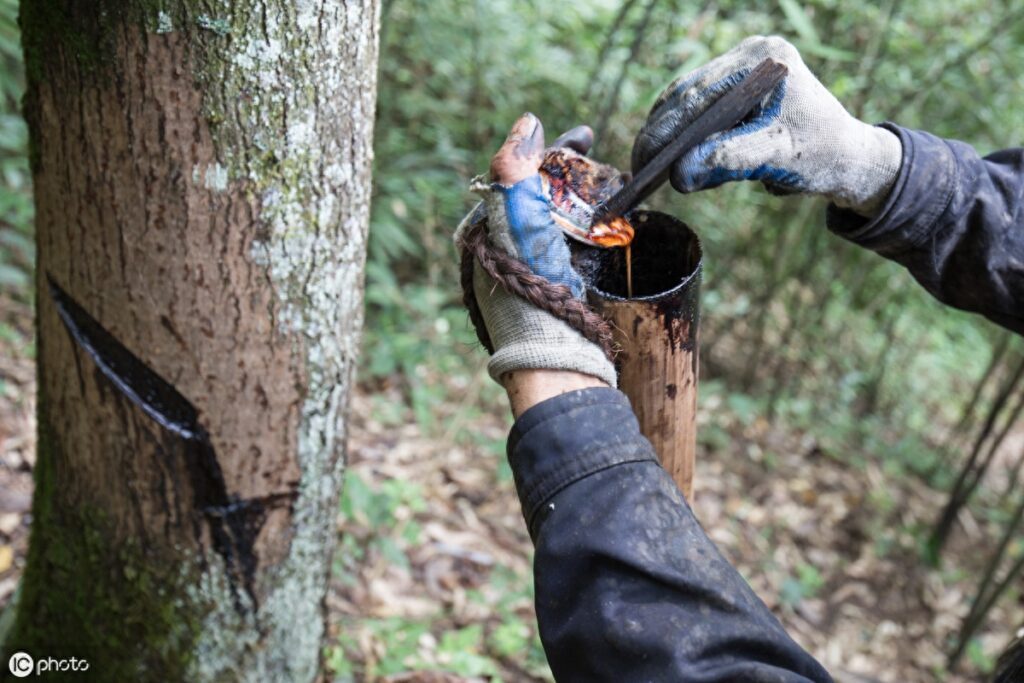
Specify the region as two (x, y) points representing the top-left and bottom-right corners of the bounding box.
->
(48, 276), (280, 610)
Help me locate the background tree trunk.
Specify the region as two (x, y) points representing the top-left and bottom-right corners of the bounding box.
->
(5, 1), (379, 679)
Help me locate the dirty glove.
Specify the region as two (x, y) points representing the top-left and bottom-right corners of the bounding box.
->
(455, 113), (617, 387)
(632, 35), (902, 216)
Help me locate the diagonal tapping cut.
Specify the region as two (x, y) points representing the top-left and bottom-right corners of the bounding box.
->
(48, 275), (294, 609)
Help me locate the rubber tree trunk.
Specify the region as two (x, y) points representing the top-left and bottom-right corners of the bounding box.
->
(6, 1), (379, 680)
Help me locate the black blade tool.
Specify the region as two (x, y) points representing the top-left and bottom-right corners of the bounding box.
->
(592, 58), (789, 227)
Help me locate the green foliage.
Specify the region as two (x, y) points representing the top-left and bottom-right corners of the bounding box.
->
(967, 637), (997, 674)
(485, 564), (550, 677)
(338, 470), (426, 572)
(333, 470), (549, 681)
(328, 617), (430, 679)
(780, 562), (826, 608)
(437, 625), (505, 679)
(489, 620), (531, 658)
(340, 470), (427, 530)
(361, 263), (495, 431)
(326, 617), (512, 682)
(0, 0), (32, 300)
(366, 0), (1019, 463)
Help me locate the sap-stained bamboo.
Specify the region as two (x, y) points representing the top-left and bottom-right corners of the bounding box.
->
(575, 211), (702, 500)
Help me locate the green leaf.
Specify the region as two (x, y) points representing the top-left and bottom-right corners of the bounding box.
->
(778, 0), (819, 45)
(779, 577), (805, 608)
(490, 620), (530, 657)
(339, 471), (372, 522)
(0, 263), (28, 288)
(0, 229), (33, 260)
(374, 536), (409, 569)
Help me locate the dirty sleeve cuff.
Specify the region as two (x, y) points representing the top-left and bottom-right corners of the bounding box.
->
(827, 123), (958, 256)
(507, 387), (658, 538)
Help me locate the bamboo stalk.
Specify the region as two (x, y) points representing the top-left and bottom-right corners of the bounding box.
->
(575, 211), (702, 499)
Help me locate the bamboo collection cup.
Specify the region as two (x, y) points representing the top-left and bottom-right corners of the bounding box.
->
(572, 210), (702, 500)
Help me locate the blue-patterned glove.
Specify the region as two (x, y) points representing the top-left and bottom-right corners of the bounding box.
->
(480, 173), (585, 298)
(632, 36), (902, 216)
(455, 114), (616, 387)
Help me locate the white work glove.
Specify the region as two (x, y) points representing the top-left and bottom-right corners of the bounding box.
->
(455, 113), (617, 388)
(632, 35), (902, 216)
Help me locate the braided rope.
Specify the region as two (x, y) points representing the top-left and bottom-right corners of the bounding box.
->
(458, 217), (616, 361)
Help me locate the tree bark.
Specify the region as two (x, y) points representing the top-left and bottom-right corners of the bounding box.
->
(6, 1), (379, 680)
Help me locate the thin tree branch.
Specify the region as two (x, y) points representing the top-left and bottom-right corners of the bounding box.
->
(583, 0), (642, 105)
(592, 0), (659, 150)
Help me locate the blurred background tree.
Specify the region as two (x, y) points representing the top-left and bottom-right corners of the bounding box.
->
(0, 0), (30, 301)
(2, 0), (1024, 680)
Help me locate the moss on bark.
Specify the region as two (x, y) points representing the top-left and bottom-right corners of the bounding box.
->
(18, 0), (169, 82)
(6, 398), (202, 681)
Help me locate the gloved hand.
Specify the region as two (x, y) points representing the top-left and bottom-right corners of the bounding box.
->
(455, 113), (617, 388)
(632, 35), (902, 216)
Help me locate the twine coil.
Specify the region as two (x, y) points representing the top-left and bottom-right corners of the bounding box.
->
(457, 214), (615, 362)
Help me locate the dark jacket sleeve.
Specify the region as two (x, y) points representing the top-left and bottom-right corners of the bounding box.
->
(508, 387), (832, 683)
(827, 124), (1023, 335)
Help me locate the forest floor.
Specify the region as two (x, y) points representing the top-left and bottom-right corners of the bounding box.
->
(0, 289), (1019, 682)
(331, 377), (1020, 683)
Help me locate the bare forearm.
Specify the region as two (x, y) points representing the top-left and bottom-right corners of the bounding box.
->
(502, 369), (608, 419)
